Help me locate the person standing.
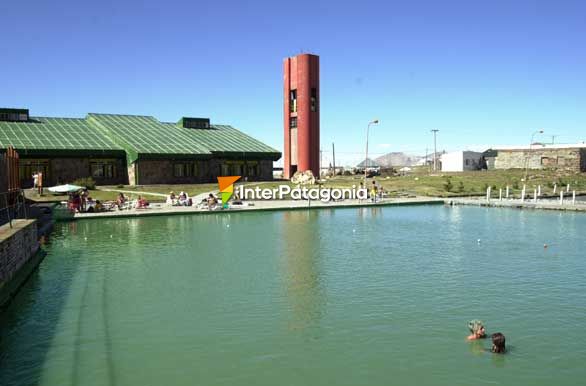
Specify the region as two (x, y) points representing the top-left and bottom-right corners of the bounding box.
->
(32, 172), (39, 193)
(37, 171), (43, 195)
(371, 180), (378, 203)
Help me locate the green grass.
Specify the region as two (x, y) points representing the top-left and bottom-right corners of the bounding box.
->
(24, 169), (586, 204)
(317, 168), (586, 198)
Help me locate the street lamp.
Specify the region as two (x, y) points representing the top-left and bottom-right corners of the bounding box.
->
(523, 129), (544, 182)
(364, 119), (379, 182)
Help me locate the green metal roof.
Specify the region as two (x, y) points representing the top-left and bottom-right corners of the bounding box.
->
(0, 113), (281, 162)
(161, 122), (280, 156)
(0, 117), (123, 153)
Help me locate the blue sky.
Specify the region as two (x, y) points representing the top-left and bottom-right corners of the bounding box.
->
(1, 0), (585, 165)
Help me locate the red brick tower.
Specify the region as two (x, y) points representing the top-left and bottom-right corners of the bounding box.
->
(283, 54), (320, 179)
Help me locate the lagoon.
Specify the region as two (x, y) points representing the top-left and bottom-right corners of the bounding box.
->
(1, 206), (585, 386)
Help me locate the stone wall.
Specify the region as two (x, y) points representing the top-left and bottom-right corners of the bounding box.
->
(0, 220), (40, 308)
(0, 151), (7, 197)
(135, 158), (275, 185)
(20, 157), (128, 188)
(136, 159), (210, 185)
(494, 148), (585, 172)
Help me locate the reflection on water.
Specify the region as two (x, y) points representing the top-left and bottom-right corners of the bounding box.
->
(279, 211), (325, 331)
(1, 206), (586, 386)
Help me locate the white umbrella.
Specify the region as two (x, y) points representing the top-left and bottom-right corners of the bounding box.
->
(48, 184), (85, 194)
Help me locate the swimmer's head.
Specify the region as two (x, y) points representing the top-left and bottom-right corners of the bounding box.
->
(491, 332), (506, 353)
(468, 320), (486, 338)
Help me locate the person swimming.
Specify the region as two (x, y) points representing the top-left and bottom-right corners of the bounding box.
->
(491, 332), (506, 353)
(467, 320), (486, 340)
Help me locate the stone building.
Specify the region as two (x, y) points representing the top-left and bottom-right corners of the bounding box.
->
(0, 109), (280, 187)
(489, 144), (586, 172)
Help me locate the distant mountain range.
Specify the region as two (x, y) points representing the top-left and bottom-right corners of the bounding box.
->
(374, 152), (425, 167)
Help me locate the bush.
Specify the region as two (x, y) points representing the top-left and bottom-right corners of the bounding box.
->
(116, 184), (125, 188)
(512, 181), (519, 190)
(443, 177), (453, 192)
(380, 167), (397, 177)
(457, 181), (465, 193)
(72, 177), (96, 190)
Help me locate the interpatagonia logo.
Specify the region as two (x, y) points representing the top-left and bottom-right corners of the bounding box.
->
(217, 176), (241, 208)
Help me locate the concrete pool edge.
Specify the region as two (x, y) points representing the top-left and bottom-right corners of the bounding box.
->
(0, 220), (44, 310)
(62, 198), (445, 221)
(447, 197), (586, 213)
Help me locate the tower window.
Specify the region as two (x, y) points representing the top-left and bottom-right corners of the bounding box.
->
(290, 117), (297, 128)
(290, 89), (297, 113)
(310, 88), (317, 112)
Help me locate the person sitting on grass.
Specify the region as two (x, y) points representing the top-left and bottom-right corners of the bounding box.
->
(491, 332), (506, 353)
(207, 193), (218, 210)
(116, 192), (126, 209)
(69, 193), (82, 212)
(136, 195), (149, 209)
(467, 320), (486, 340)
(179, 191), (190, 206)
(167, 191), (177, 205)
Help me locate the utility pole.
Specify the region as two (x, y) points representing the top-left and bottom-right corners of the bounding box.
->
(319, 148), (323, 179)
(364, 120), (379, 182)
(431, 129), (439, 172)
(551, 135), (558, 145)
(332, 142), (336, 177)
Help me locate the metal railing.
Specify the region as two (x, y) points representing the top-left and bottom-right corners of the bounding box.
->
(0, 190), (28, 228)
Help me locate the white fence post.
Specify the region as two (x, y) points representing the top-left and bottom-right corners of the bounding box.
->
(533, 189), (537, 203)
(486, 186), (491, 202)
(560, 191), (564, 205)
(572, 190), (576, 205)
(499, 188), (503, 201)
(538, 185), (541, 196)
(553, 183), (557, 194)
(567, 184), (570, 193)
(521, 185), (526, 202)
(505, 185), (509, 199)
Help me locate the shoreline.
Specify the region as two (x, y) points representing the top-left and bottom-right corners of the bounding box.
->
(64, 197), (444, 221)
(49, 195), (586, 222)
(447, 197), (586, 212)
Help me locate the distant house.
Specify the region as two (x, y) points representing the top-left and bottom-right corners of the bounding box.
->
(356, 158), (381, 169)
(355, 158), (381, 176)
(440, 151), (482, 172)
(490, 144), (586, 172)
(482, 149), (498, 170)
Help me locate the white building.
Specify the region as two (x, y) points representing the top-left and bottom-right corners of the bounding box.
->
(440, 151), (482, 172)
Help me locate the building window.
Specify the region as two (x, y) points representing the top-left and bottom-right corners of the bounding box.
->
(0, 109), (29, 122)
(232, 163), (243, 176)
(290, 117), (297, 128)
(290, 89), (297, 113)
(173, 162), (196, 177)
(90, 161), (117, 179)
(247, 161), (258, 177)
(465, 159), (470, 166)
(311, 88), (317, 112)
(541, 157), (557, 166)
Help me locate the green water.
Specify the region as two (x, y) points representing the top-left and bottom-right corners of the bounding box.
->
(1, 206), (586, 386)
